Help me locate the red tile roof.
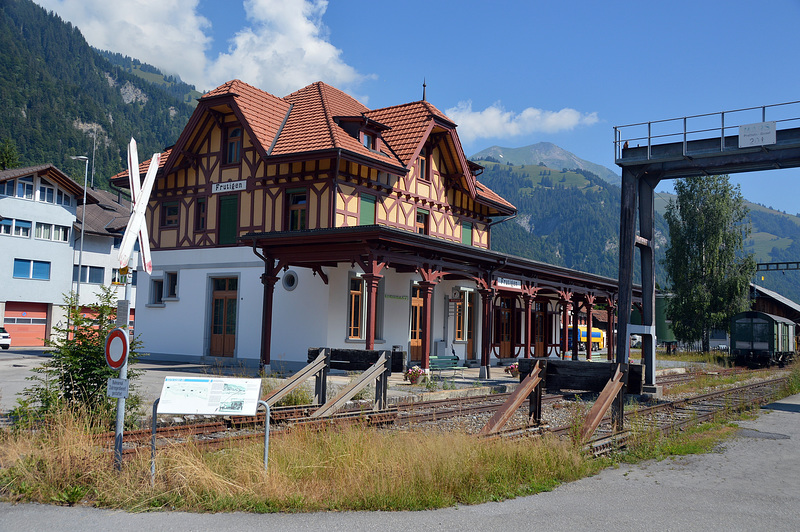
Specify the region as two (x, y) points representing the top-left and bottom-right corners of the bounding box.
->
(203, 79), (291, 157)
(110, 148), (171, 185)
(115, 80), (514, 215)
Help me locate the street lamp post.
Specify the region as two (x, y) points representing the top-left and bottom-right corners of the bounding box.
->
(70, 155), (89, 315)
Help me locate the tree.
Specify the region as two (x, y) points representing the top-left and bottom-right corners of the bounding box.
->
(15, 286), (140, 426)
(0, 137), (19, 169)
(663, 175), (756, 352)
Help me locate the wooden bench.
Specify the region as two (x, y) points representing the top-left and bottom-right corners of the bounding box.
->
(429, 355), (464, 378)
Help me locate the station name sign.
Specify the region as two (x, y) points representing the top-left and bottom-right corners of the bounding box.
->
(212, 180), (247, 194)
(496, 277), (522, 290)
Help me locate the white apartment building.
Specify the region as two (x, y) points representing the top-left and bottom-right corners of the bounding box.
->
(1, 165), (137, 347)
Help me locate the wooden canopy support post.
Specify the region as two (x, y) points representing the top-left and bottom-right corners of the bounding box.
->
(416, 267), (446, 371)
(523, 292), (533, 358)
(478, 286), (494, 379)
(584, 294), (595, 360)
(571, 296), (580, 361)
(357, 256), (386, 352)
(252, 245), (284, 372)
(559, 293), (571, 359)
(606, 298), (616, 361)
(419, 281), (435, 370)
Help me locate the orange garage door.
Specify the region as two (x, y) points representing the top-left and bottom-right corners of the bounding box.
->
(4, 302), (49, 347)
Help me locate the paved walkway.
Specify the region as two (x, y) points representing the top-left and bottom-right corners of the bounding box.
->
(2, 393), (799, 530)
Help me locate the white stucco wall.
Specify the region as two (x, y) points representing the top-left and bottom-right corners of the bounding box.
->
(134, 246), (490, 370)
(0, 195), (75, 304)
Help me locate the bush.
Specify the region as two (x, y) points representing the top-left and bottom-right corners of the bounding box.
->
(12, 286), (141, 428)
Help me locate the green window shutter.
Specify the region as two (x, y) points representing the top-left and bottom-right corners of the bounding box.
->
(360, 194), (376, 225)
(462, 222), (473, 246)
(219, 195), (238, 245)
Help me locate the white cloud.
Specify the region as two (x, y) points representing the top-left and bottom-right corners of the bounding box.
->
(206, 0), (371, 96)
(446, 100), (599, 143)
(34, 0), (212, 88)
(34, 0), (371, 96)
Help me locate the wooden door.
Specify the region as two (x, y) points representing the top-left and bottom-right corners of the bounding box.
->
(409, 286), (423, 362)
(498, 297), (513, 357)
(210, 277), (237, 357)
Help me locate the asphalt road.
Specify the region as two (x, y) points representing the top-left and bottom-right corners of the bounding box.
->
(2, 382), (800, 530)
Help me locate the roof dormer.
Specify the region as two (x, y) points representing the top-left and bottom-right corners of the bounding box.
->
(333, 115), (390, 153)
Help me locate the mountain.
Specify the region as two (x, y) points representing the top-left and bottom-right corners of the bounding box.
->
(95, 49), (203, 108)
(470, 142), (620, 185)
(0, 0), (193, 188)
(474, 159), (669, 286)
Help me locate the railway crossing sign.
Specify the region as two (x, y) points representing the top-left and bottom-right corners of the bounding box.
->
(105, 327), (129, 370)
(118, 138), (160, 274)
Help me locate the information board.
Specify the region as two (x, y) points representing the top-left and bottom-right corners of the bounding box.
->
(156, 376), (262, 416)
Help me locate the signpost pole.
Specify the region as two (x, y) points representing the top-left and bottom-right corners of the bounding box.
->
(113, 267), (132, 470)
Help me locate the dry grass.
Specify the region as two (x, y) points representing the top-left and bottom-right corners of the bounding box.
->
(0, 406), (601, 512)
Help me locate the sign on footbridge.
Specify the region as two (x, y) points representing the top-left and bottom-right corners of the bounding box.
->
(614, 101), (800, 389)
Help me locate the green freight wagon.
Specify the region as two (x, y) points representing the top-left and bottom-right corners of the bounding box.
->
(730, 311), (795, 367)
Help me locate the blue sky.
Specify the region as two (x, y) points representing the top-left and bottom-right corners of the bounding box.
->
(35, 0), (800, 213)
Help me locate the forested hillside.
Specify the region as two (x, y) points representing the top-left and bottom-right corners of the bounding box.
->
(0, 0), (193, 186)
(477, 160), (669, 285)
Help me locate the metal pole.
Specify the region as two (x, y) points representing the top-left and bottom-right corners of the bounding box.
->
(258, 400), (271, 470)
(113, 260), (132, 471)
(69, 156), (89, 317)
(151, 398), (160, 487)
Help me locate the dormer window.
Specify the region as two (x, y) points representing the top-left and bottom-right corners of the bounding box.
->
(362, 132), (374, 150)
(226, 127), (242, 164)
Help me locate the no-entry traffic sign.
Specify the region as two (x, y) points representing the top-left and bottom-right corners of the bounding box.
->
(105, 328), (129, 370)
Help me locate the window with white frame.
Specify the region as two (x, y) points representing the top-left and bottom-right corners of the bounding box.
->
(38, 178), (55, 203)
(16, 176), (33, 199)
(56, 189), (72, 206)
(1, 180), (14, 196)
(0, 219), (11, 235)
(13, 219), (31, 237)
(35, 222), (51, 240)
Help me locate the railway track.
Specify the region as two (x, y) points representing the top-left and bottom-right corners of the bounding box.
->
(579, 376), (785, 455)
(96, 369), (788, 457)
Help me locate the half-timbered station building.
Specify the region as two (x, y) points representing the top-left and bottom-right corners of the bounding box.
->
(116, 79), (634, 374)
